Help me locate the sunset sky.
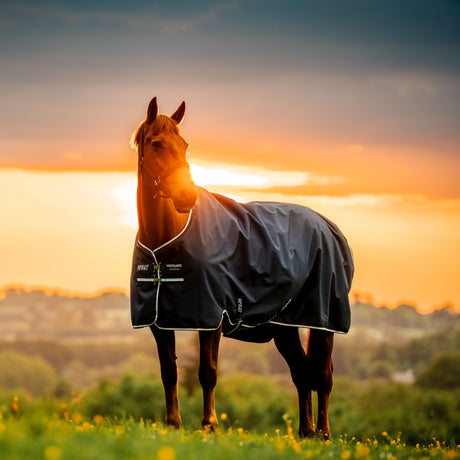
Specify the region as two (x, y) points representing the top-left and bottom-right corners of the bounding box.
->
(1, 0), (459, 313)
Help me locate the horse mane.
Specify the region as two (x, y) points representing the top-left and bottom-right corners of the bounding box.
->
(130, 115), (180, 153)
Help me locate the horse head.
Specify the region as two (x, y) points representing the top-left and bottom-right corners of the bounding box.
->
(131, 97), (197, 213)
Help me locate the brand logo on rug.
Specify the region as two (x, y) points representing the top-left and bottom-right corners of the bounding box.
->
(166, 264), (182, 271)
(237, 298), (243, 314)
(137, 264), (149, 271)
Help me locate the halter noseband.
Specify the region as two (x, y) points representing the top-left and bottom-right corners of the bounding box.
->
(138, 124), (190, 200)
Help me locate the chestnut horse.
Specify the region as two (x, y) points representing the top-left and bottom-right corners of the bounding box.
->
(130, 97), (347, 438)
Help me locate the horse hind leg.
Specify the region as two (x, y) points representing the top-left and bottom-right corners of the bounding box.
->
(199, 325), (222, 430)
(150, 326), (182, 429)
(307, 329), (334, 439)
(274, 327), (315, 438)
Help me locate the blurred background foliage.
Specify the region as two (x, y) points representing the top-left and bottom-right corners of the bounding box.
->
(0, 294), (459, 444)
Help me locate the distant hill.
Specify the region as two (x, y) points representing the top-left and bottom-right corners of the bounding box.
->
(0, 287), (457, 343)
(349, 302), (458, 342)
(0, 288), (459, 384)
(0, 288), (134, 342)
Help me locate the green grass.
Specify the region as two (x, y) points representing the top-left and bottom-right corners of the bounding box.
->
(0, 406), (458, 460)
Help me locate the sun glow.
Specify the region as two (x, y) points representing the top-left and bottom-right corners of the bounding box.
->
(107, 163), (311, 230)
(110, 178), (137, 229)
(190, 163), (309, 188)
(190, 164), (269, 187)
(2, 167), (460, 312)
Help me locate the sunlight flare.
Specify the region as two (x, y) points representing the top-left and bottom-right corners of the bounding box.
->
(109, 178), (137, 229)
(190, 164), (309, 188)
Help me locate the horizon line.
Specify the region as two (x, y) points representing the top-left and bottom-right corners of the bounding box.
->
(1, 284), (457, 315)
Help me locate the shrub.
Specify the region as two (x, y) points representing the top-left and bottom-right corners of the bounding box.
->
(214, 374), (294, 432)
(416, 352), (460, 389)
(83, 373), (165, 421)
(0, 351), (56, 396)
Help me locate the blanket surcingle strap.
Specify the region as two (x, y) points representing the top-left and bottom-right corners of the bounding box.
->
(130, 188), (354, 342)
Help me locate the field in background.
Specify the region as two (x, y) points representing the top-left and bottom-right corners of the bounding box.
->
(0, 288), (459, 456)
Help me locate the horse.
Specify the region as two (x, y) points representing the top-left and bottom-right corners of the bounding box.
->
(129, 97), (354, 438)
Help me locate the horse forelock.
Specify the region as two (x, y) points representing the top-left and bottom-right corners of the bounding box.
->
(130, 115), (179, 153)
(129, 121), (145, 153)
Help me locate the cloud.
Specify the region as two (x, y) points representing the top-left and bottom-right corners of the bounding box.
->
(370, 74), (440, 96)
(0, 0), (237, 33)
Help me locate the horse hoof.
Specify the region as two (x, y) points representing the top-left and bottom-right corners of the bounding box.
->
(202, 423), (216, 434)
(315, 429), (331, 440)
(165, 418), (182, 429)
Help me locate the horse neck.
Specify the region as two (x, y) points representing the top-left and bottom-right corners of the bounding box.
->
(137, 178), (190, 250)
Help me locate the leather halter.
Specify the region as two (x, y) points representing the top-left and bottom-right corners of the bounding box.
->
(138, 123), (190, 199)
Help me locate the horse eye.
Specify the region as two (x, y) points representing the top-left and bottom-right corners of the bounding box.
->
(151, 140), (163, 149)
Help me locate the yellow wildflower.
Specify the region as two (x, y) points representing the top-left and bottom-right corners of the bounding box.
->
(72, 412), (83, 424)
(11, 396), (19, 413)
(114, 425), (125, 435)
(93, 414), (104, 425)
(291, 440), (301, 453)
(157, 446), (176, 460)
(355, 445), (370, 458)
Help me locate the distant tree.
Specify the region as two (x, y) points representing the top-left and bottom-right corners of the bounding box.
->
(0, 351), (56, 395)
(368, 360), (393, 379)
(416, 352), (460, 389)
(54, 378), (73, 398)
(0, 340), (73, 372)
(390, 304), (422, 328)
(234, 348), (270, 375)
(451, 321), (460, 350)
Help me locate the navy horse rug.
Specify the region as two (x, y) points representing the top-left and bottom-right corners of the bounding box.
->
(130, 187), (354, 342)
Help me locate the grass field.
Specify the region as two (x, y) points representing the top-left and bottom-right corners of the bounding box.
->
(1, 400), (458, 460)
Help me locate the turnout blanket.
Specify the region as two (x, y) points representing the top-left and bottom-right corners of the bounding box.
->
(131, 187), (354, 341)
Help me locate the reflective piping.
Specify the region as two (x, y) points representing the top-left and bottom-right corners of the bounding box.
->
(133, 311), (226, 331)
(136, 278), (184, 283)
(133, 313), (346, 334)
(136, 210), (193, 328)
(270, 321), (347, 335)
(138, 209), (193, 255)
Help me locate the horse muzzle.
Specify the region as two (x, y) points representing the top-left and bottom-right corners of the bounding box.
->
(173, 187), (197, 213)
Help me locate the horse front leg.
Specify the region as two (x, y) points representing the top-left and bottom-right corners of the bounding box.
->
(150, 326), (182, 429)
(199, 325), (222, 430)
(307, 329), (334, 439)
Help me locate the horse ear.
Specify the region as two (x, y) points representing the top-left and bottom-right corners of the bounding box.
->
(147, 97), (158, 123)
(171, 101), (186, 125)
